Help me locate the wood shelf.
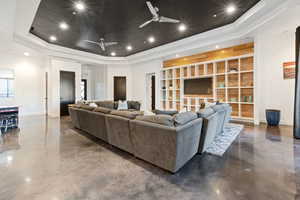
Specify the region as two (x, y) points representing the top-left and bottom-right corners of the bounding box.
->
(161, 54), (255, 122)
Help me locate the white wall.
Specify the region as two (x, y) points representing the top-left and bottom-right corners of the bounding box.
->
(81, 65), (92, 100)
(131, 59), (162, 111)
(106, 64), (132, 100)
(254, 5), (300, 125)
(0, 0), (16, 44)
(48, 59), (81, 117)
(81, 64), (107, 100)
(0, 51), (47, 116)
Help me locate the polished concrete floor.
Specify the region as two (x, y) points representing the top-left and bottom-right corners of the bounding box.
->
(0, 116), (300, 200)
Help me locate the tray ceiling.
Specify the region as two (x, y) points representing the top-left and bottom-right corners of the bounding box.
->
(30, 0), (260, 57)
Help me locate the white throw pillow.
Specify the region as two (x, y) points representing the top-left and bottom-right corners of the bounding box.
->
(117, 100), (128, 110)
(144, 110), (155, 116)
(89, 102), (98, 108)
(179, 107), (187, 113)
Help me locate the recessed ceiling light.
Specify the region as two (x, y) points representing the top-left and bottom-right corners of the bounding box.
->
(148, 36), (155, 43)
(126, 45), (133, 51)
(226, 5), (236, 14)
(75, 2), (85, 11)
(59, 22), (69, 30)
(49, 35), (57, 42)
(111, 52), (116, 56)
(25, 177), (31, 183)
(24, 52), (30, 56)
(178, 24), (187, 32)
(7, 156), (13, 162)
(213, 14), (217, 18)
(216, 45), (220, 49)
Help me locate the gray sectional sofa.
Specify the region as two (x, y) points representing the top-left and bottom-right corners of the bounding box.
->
(69, 101), (232, 173)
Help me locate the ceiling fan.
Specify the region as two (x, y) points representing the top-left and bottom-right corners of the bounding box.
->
(84, 38), (118, 51)
(139, 1), (180, 28)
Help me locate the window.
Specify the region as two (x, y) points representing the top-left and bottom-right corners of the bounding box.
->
(0, 69), (15, 98)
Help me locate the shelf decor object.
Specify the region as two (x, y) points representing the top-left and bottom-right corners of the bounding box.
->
(283, 61), (296, 79)
(161, 43), (255, 123)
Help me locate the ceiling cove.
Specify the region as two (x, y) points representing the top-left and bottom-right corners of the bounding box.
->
(30, 0), (261, 57)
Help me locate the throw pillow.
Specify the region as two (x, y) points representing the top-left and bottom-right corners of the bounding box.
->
(153, 109), (178, 116)
(89, 102), (98, 108)
(117, 100), (128, 110)
(174, 112), (198, 126)
(136, 115), (175, 127)
(144, 110), (155, 116)
(179, 107), (187, 113)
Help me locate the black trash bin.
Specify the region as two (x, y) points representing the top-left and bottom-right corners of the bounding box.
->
(266, 109), (281, 126)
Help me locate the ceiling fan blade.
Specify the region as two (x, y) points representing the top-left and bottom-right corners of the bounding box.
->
(99, 42), (106, 51)
(159, 16), (180, 23)
(84, 40), (100, 45)
(146, 1), (158, 17)
(139, 19), (153, 28)
(105, 42), (118, 47)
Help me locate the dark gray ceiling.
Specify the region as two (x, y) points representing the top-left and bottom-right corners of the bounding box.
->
(30, 0), (260, 57)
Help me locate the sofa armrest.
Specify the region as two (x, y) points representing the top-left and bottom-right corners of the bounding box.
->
(198, 112), (219, 153)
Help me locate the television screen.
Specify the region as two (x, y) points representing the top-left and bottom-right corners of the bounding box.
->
(184, 77), (213, 95)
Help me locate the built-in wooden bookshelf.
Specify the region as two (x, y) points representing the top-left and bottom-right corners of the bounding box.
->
(160, 53), (255, 122)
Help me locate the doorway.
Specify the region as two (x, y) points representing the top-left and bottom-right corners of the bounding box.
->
(81, 79), (87, 101)
(60, 71), (75, 116)
(114, 76), (126, 101)
(146, 73), (156, 111)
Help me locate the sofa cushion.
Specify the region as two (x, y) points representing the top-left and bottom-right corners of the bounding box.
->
(80, 105), (95, 111)
(94, 101), (115, 109)
(197, 108), (215, 118)
(127, 101), (141, 110)
(174, 112), (198, 126)
(110, 110), (142, 119)
(117, 100), (128, 110)
(94, 106), (111, 114)
(136, 115), (174, 127)
(153, 109), (178, 116)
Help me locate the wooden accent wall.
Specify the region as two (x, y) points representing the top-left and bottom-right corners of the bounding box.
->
(163, 43), (254, 68)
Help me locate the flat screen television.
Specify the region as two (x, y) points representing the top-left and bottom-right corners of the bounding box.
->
(184, 77), (213, 95)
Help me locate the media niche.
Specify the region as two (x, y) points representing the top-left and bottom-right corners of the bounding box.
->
(184, 77), (213, 96)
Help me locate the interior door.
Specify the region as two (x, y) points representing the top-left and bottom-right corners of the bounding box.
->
(294, 26), (300, 139)
(114, 76), (126, 101)
(60, 71), (75, 116)
(151, 75), (156, 110)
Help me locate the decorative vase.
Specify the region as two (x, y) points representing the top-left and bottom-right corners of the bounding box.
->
(266, 109), (281, 126)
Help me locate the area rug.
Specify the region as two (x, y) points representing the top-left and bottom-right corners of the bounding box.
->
(205, 123), (244, 156)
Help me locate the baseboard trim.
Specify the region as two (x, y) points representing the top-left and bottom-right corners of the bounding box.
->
(259, 119), (293, 126)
